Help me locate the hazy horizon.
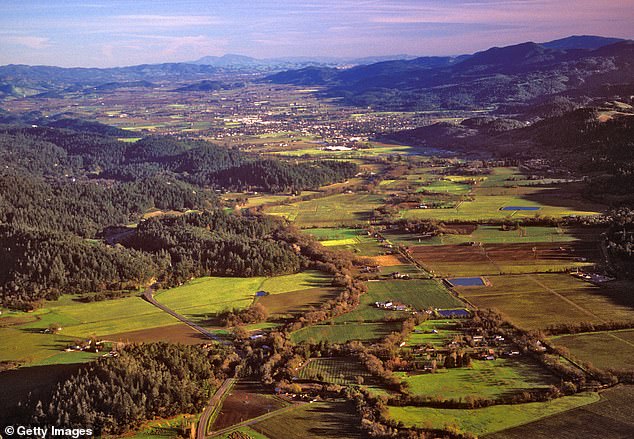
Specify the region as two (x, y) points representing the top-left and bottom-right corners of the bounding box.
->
(2, 0), (633, 68)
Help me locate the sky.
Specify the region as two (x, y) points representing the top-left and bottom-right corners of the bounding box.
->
(1, 0), (633, 67)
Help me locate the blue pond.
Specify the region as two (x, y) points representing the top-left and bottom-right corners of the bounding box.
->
(500, 206), (540, 211)
(437, 309), (471, 318)
(255, 290), (268, 297)
(447, 277), (485, 287)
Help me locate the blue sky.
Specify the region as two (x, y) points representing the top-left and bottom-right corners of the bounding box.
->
(1, 0), (633, 67)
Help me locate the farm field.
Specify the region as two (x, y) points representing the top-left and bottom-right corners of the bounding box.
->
(297, 357), (373, 385)
(211, 381), (288, 431)
(331, 280), (464, 324)
(302, 227), (363, 241)
(550, 330), (634, 371)
(291, 321), (402, 344)
(251, 400), (365, 439)
(407, 320), (462, 347)
(129, 414), (199, 439)
(398, 358), (557, 400)
(388, 391), (600, 436)
(387, 226), (595, 247)
(257, 287), (341, 319)
(487, 385), (634, 439)
(455, 274), (634, 330)
(155, 271), (331, 325)
(409, 241), (598, 277)
(0, 294), (179, 365)
(264, 193), (385, 227)
(104, 323), (207, 345)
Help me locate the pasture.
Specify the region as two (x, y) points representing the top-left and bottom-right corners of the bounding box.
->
(398, 358), (557, 400)
(264, 193), (385, 227)
(455, 275), (634, 331)
(407, 320), (461, 347)
(291, 322), (402, 344)
(550, 329), (634, 371)
(0, 294), (179, 365)
(251, 400), (364, 439)
(388, 392), (599, 436)
(155, 271), (331, 324)
(331, 280), (463, 324)
(487, 385), (634, 439)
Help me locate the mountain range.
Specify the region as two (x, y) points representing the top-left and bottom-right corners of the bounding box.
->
(0, 35), (631, 110)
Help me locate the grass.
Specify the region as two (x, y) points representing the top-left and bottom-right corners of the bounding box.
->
(456, 275), (634, 331)
(291, 322), (402, 344)
(330, 280), (462, 324)
(155, 271), (330, 324)
(252, 400), (365, 439)
(0, 294), (179, 365)
(487, 385), (634, 439)
(210, 427), (269, 439)
(264, 193), (385, 227)
(129, 413), (199, 439)
(388, 392), (600, 436)
(398, 358), (557, 400)
(550, 329), (634, 370)
(407, 320), (462, 347)
(302, 228), (364, 241)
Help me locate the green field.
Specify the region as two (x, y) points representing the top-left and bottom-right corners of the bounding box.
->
(330, 279), (463, 324)
(387, 226), (592, 247)
(265, 193), (385, 227)
(456, 275), (634, 330)
(155, 271), (331, 324)
(302, 228), (364, 241)
(551, 329), (634, 371)
(420, 179), (472, 195)
(130, 414), (199, 439)
(388, 392), (600, 436)
(252, 400), (364, 439)
(398, 358), (557, 400)
(488, 385), (634, 439)
(0, 294), (179, 365)
(298, 357), (373, 385)
(291, 322), (402, 344)
(407, 320), (462, 347)
(399, 168), (603, 221)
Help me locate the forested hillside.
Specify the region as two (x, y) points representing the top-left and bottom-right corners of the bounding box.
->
(0, 124), (355, 307)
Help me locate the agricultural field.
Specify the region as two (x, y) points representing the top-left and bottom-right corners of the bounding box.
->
(388, 392), (600, 436)
(0, 294), (179, 366)
(297, 357), (373, 385)
(488, 385), (634, 439)
(129, 414), (199, 439)
(257, 287), (341, 319)
(550, 330), (634, 371)
(251, 400), (365, 439)
(155, 271), (331, 325)
(407, 320), (462, 347)
(264, 193), (385, 227)
(398, 358), (558, 400)
(386, 226), (595, 247)
(291, 321), (402, 344)
(211, 381), (288, 431)
(409, 241), (598, 277)
(331, 279), (464, 324)
(455, 275), (634, 331)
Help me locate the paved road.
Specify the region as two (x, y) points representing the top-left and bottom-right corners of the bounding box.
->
(142, 288), (227, 344)
(197, 378), (236, 439)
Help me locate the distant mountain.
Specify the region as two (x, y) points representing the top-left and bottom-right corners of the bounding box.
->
(191, 53), (417, 70)
(265, 38), (634, 111)
(541, 35), (625, 50)
(172, 80), (244, 92)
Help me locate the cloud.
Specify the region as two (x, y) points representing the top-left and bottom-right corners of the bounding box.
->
(114, 14), (222, 28)
(4, 35), (51, 49)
